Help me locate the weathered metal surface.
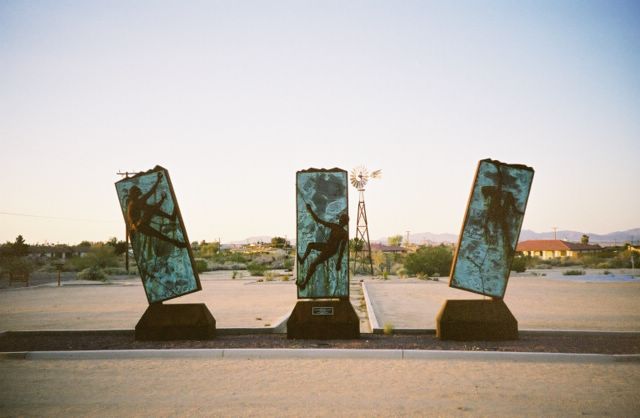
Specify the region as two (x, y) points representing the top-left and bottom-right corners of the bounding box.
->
(115, 166), (201, 304)
(450, 159), (534, 298)
(296, 168), (349, 298)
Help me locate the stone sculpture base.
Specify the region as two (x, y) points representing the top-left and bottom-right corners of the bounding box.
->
(287, 299), (360, 339)
(436, 299), (518, 341)
(135, 303), (216, 341)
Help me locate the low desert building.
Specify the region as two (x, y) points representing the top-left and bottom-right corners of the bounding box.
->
(370, 243), (407, 254)
(516, 240), (601, 260)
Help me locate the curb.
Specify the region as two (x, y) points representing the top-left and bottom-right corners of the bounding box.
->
(361, 282), (380, 331)
(2, 315), (292, 337)
(4, 328), (638, 337)
(2, 348), (638, 362)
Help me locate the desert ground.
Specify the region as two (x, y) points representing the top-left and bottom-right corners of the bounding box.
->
(1, 269), (639, 332)
(1, 270), (639, 417)
(1, 357), (638, 417)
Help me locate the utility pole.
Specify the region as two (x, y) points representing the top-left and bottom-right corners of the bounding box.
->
(552, 226), (558, 241)
(116, 170), (140, 273)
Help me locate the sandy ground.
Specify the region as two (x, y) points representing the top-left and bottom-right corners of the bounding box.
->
(2, 271), (640, 332)
(365, 275), (640, 331)
(2, 271), (640, 417)
(0, 273), (297, 330)
(1, 357), (638, 417)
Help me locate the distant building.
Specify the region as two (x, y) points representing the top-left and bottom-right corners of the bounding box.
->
(516, 240), (601, 260)
(29, 245), (90, 259)
(370, 243), (407, 254)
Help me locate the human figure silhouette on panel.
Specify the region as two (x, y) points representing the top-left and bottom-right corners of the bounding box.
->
(126, 172), (187, 249)
(297, 203), (348, 290)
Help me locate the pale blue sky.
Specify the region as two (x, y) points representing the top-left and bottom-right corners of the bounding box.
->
(1, 0), (639, 244)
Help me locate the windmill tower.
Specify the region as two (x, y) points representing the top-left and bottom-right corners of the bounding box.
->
(350, 166), (381, 275)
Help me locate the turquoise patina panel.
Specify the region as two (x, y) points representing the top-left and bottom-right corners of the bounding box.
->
(450, 159), (534, 298)
(115, 166), (200, 304)
(296, 169), (349, 298)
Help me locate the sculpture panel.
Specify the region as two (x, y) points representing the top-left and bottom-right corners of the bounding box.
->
(296, 169), (349, 298)
(450, 159), (534, 298)
(115, 166), (201, 304)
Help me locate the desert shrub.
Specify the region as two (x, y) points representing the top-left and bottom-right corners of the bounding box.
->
(247, 262), (267, 276)
(510, 256), (527, 273)
(103, 267), (129, 275)
(283, 258), (293, 271)
(68, 244), (118, 271)
(0, 256), (35, 276)
(396, 267), (407, 279)
(404, 245), (453, 277)
(77, 266), (107, 281)
(194, 258), (208, 273)
(383, 323), (394, 335)
(563, 269), (585, 276)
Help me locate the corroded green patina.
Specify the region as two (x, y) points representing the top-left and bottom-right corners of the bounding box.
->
(450, 159), (534, 298)
(115, 166), (200, 304)
(296, 169), (349, 298)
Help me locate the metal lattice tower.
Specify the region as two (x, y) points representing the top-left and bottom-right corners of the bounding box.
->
(350, 167), (381, 275)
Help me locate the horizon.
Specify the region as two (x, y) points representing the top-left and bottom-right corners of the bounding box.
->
(2, 1), (639, 244)
(5, 226), (639, 247)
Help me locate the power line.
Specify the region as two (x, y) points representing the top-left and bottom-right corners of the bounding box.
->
(0, 211), (119, 223)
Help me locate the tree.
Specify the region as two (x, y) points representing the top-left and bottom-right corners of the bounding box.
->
(0, 235), (33, 276)
(200, 242), (220, 257)
(387, 235), (403, 247)
(349, 238), (364, 252)
(270, 237), (290, 249)
(581, 234), (589, 244)
(106, 237), (128, 256)
(404, 245), (453, 277)
(12, 235), (30, 257)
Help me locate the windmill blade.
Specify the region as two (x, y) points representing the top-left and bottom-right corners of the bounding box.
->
(371, 169), (382, 179)
(351, 166), (369, 189)
(349, 172), (361, 188)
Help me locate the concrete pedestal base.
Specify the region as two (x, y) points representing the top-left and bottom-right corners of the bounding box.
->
(287, 299), (360, 339)
(135, 303), (216, 341)
(436, 299), (518, 341)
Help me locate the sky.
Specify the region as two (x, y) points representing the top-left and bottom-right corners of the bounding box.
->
(1, 0), (639, 245)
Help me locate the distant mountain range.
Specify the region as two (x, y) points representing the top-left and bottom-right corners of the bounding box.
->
(225, 228), (640, 246)
(228, 236), (273, 245)
(377, 232), (459, 245)
(518, 228), (640, 244)
(376, 228), (640, 246)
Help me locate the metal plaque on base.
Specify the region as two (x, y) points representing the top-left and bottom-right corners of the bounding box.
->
(287, 299), (360, 339)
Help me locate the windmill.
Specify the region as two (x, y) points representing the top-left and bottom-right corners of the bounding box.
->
(350, 166), (381, 275)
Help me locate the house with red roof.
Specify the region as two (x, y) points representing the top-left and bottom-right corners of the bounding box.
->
(516, 240), (601, 260)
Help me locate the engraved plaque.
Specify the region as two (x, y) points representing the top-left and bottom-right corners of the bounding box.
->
(312, 307), (335, 316)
